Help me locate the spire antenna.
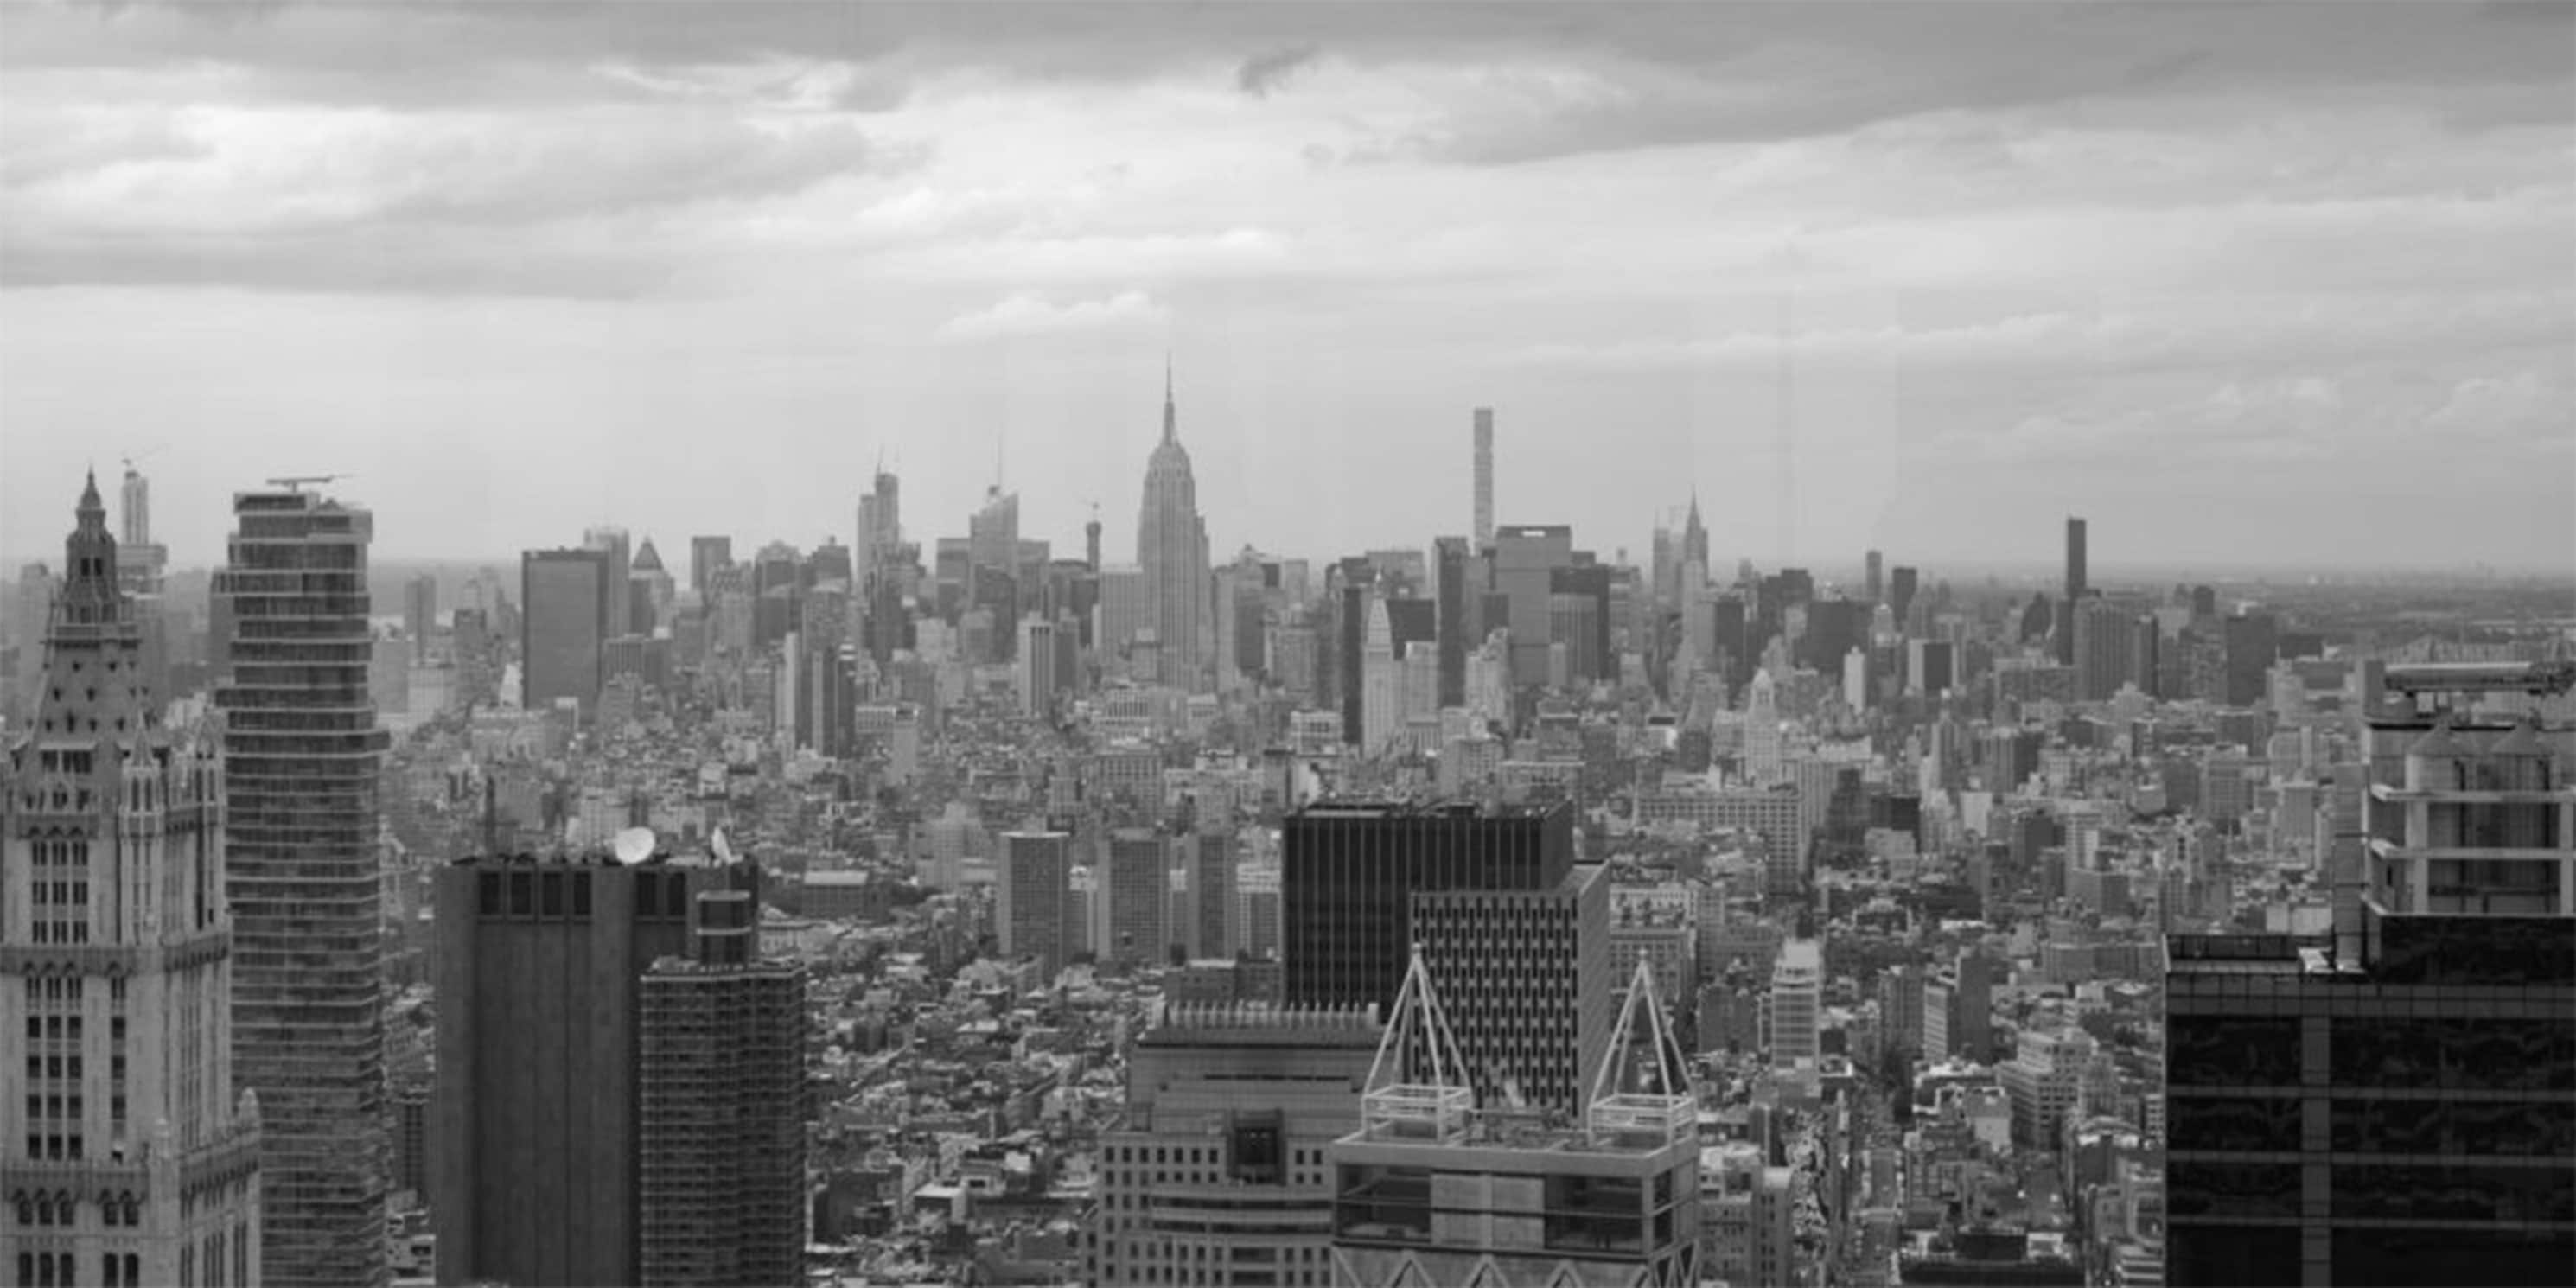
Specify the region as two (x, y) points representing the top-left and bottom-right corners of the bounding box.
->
(1163, 353), (1177, 443)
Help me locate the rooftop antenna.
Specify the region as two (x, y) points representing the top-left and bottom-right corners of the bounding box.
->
(1776, 291), (1795, 566)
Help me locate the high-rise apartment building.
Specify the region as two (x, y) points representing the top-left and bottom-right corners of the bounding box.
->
(430, 853), (761, 1286)
(521, 547), (609, 718)
(2165, 661), (2576, 1286)
(214, 484), (392, 1287)
(1105, 828), (1170, 966)
(1471, 408), (1495, 549)
(636, 889), (807, 1288)
(998, 831), (1075, 981)
(3, 475), (265, 1288)
(405, 572), (438, 662)
(1089, 1003), (1380, 1288)
(1769, 939), (1822, 1070)
(1017, 615), (1057, 717)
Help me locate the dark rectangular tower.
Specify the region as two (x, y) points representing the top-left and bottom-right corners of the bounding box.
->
(430, 855), (761, 1287)
(2059, 516), (2088, 665)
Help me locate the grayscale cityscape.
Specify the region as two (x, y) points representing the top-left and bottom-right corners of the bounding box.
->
(2, 3), (2573, 1287)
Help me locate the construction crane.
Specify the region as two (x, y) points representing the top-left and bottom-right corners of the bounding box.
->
(266, 474), (354, 491)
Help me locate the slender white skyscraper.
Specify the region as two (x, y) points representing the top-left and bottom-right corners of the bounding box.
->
(1472, 407), (1495, 548)
(1744, 667), (1783, 787)
(1138, 363), (1211, 690)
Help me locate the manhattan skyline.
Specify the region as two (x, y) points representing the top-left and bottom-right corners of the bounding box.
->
(3, 1), (2573, 572)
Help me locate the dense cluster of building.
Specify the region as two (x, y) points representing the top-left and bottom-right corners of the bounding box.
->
(3, 388), (2571, 1288)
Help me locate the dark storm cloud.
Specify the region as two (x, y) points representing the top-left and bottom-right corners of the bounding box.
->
(1237, 46), (1322, 98)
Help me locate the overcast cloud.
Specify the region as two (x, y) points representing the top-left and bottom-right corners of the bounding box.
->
(3, 0), (2570, 574)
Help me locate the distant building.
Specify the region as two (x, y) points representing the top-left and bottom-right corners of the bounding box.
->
(998, 831), (1076, 981)
(522, 547), (610, 717)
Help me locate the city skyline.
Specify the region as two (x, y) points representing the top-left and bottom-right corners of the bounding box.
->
(4, 2), (2573, 573)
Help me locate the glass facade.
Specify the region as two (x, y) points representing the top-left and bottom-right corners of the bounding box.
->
(213, 490), (392, 1288)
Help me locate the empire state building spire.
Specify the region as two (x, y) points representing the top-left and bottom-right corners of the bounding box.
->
(1163, 352), (1176, 443)
(1138, 360), (1208, 690)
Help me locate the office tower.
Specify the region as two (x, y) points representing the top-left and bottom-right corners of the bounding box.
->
(1091, 1003), (1380, 1288)
(1433, 538), (1470, 708)
(966, 486), (1018, 614)
(111, 464), (172, 709)
(2058, 516), (2088, 664)
(1016, 615), (1057, 717)
(1282, 800), (1576, 1015)
(854, 467), (900, 588)
(1743, 669), (1783, 787)
(1801, 597), (1860, 673)
(1491, 524), (1574, 685)
(3, 475), (264, 1288)
(430, 853), (760, 1287)
(1138, 367), (1213, 691)
(1549, 562), (1611, 685)
(1106, 828), (1170, 966)
(2074, 596), (2137, 701)
(2165, 661), (2576, 1287)
(1769, 939), (1821, 1069)
(1326, 949), (1702, 1288)
(404, 571), (438, 661)
(1471, 407), (1495, 548)
(1193, 828), (1237, 960)
(2222, 610), (2279, 707)
(583, 526), (630, 634)
(520, 547), (609, 717)
(1680, 491), (1710, 571)
(637, 890), (807, 1288)
(628, 537), (673, 634)
(998, 831), (1075, 980)
(1864, 549), (1883, 604)
(1888, 565), (1920, 628)
(1360, 598), (1399, 753)
(214, 483), (392, 1288)
(1409, 860), (1609, 1114)
(687, 534), (731, 599)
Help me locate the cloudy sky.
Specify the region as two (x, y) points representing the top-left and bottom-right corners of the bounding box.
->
(3, 1), (2570, 577)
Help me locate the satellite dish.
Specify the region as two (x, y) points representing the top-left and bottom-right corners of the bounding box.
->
(613, 826), (658, 866)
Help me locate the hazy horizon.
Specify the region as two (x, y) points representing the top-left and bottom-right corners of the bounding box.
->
(4, 2), (2572, 575)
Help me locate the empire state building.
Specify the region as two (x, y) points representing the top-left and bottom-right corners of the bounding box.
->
(1137, 365), (1211, 690)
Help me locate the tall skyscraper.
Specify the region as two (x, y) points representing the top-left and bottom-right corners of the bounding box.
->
(1680, 491), (1709, 572)
(854, 467), (901, 589)
(1106, 828), (1170, 966)
(2165, 661), (2576, 1286)
(1017, 614), (1057, 717)
(214, 483), (392, 1287)
(637, 889), (808, 1288)
(2059, 515), (2088, 665)
(431, 852), (762, 1286)
(405, 571), (438, 662)
(1491, 524), (1573, 686)
(1743, 668), (1784, 787)
(1864, 549), (1884, 603)
(1888, 564), (1920, 628)
(1770, 939), (1822, 1069)
(521, 547), (610, 718)
(112, 464), (170, 705)
(3, 475), (265, 1288)
(1433, 536), (1470, 709)
(1471, 407), (1495, 549)
(687, 534), (732, 599)
(583, 526), (631, 638)
(1138, 366), (1212, 690)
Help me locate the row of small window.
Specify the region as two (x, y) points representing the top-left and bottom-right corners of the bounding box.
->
(1104, 1145), (1324, 1167)
(16, 1253), (140, 1288)
(22, 1135), (87, 1164)
(11, 1192), (142, 1227)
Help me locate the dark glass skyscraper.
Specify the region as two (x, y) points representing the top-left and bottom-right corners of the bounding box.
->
(2165, 662), (2576, 1287)
(214, 486), (393, 1288)
(1282, 799), (1576, 1014)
